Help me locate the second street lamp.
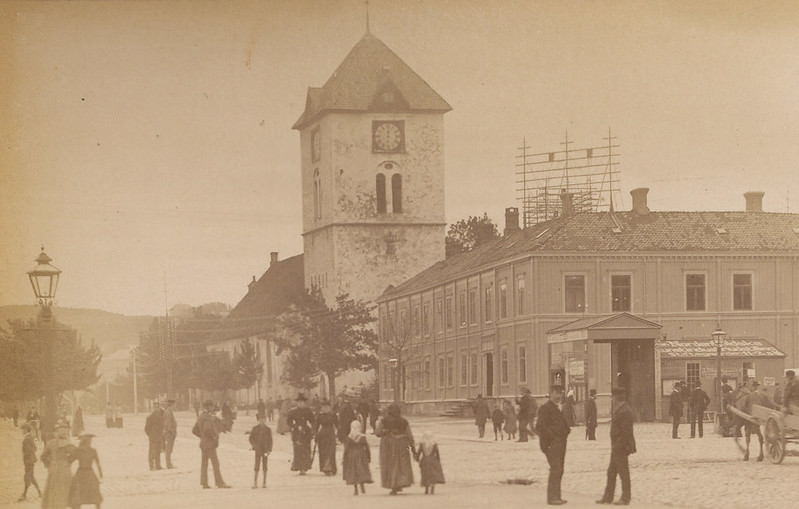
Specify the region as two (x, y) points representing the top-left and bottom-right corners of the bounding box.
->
(711, 326), (727, 434)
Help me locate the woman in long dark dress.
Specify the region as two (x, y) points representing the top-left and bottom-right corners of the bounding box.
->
(287, 394), (315, 475)
(343, 418), (372, 495)
(41, 425), (76, 509)
(69, 434), (103, 508)
(314, 401), (337, 475)
(377, 404), (415, 495)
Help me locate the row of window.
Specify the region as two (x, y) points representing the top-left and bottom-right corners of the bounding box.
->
(382, 346), (529, 392)
(386, 273), (755, 338)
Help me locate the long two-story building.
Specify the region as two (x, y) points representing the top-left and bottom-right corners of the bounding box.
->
(377, 189), (799, 419)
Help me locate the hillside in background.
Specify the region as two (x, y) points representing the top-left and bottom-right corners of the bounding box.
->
(0, 305), (154, 355)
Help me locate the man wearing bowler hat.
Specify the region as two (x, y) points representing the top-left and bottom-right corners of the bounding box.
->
(163, 399), (177, 468)
(144, 401), (164, 470)
(192, 400), (230, 488)
(596, 387), (636, 506)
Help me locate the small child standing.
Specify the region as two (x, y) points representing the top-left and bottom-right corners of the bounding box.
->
(491, 404), (505, 441)
(18, 424), (41, 502)
(249, 413), (273, 488)
(342, 419), (372, 495)
(503, 400), (518, 441)
(415, 431), (445, 495)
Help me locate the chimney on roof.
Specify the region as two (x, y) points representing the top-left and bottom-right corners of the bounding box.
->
(504, 207), (520, 235)
(248, 275), (257, 292)
(630, 188), (650, 216)
(560, 190), (574, 217)
(744, 191), (764, 212)
(270, 252), (279, 266)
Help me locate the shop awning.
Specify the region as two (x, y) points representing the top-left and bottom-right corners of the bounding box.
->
(658, 338), (785, 359)
(546, 312), (662, 344)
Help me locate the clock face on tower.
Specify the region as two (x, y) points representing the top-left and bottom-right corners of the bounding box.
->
(372, 120), (404, 153)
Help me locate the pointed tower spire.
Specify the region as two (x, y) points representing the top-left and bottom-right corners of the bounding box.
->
(365, 0), (371, 34)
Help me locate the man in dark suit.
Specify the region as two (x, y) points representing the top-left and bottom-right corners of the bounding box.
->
(517, 387), (538, 442)
(144, 402), (164, 470)
(596, 387), (636, 505)
(689, 382), (711, 438)
(669, 383), (682, 439)
(585, 389), (598, 440)
(192, 400), (230, 488)
(472, 394), (490, 438)
(536, 385), (570, 506)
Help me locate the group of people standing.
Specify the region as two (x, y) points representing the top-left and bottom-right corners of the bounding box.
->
(536, 384), (636, 506)
(283, 393), (444, 496)
(19, 422), (104, 508)
(144, 399), (178, 470)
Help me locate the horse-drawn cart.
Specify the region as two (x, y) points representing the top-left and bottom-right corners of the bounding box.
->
(729, 404), (799, 464)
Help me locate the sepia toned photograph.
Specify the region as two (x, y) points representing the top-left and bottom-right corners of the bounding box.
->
(1, 1), (798, 507)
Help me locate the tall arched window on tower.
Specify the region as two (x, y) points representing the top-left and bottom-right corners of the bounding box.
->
(391, 173), (402, 213)
(376, 173), (386, 214)
(313, 169), (321, 220)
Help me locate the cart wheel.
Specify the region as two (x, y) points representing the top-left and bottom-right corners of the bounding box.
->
(764, 417), (786, 464)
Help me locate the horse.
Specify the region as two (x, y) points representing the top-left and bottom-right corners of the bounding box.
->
(728, 386), (764, 462)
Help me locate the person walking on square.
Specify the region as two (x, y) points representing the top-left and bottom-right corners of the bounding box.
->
(144, 402), (164, 470)
(163, 399), (177, 468)
(491, 403), (505, 441)
(368, 399), (379, 433)
(669, 383), (683, 439)
(40, 424), (76, 509)
(377, 403), (415, 495)
(337, 399), (355, 443)
(17, 424), (42, 502)
(248, 413), (272, 488)
(69, 433), (103, 508)
(472, 394), (490, 439)
(517, 388), (537, 442)
(257, 399), (266, 418)
(71, 406), (84, 438)
(689, 382), (711, 438)
(192, 400), (230, 489)
(266, 397), (275, 422)
(536, 385), (570, 506)
(596, 388), (636, 506)
(314, 400), (338, 476)
(288, 393), (315, 475)
(416, 431), (445, 495)
(585, 389), (598, 440)
(277, 397), (292, 435)
(503, 399), (518, 440)
(343, 419), (372, 495)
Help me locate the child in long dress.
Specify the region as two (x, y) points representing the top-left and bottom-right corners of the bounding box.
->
(503, 400), (518, 440)
(342, 418), (372, 495)
(415, 431), (445, 495)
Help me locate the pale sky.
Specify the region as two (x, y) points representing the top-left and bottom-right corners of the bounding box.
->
(1, 0), (798, 316)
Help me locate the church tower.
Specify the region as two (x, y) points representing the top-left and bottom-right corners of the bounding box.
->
(293, 32), (451, 305)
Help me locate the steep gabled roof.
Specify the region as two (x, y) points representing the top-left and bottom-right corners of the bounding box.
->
(293, 32), (451, 129)
(214, 254), (306, 341)
(380, 210), (799, 301)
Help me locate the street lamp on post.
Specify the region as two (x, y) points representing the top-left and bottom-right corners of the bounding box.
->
(388, 358), (399, 403)
(27, 247), (62, 434)
(711, 327), (727, 433)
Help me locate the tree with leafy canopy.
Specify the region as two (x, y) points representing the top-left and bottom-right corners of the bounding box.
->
(232, 337), (263, 391)
(0, 319), (101, 403)
(275, 291), (378, 398)
(445, 212), (500, 258)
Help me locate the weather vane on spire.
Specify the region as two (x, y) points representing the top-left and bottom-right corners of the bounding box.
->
(365, 0), (371, 33)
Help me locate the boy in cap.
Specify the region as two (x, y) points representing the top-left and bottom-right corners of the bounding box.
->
(18, 423), (42, 501)
(248, 413), (273, 488)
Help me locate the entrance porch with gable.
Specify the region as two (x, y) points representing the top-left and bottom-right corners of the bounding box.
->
(547, 313), (663, 421)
